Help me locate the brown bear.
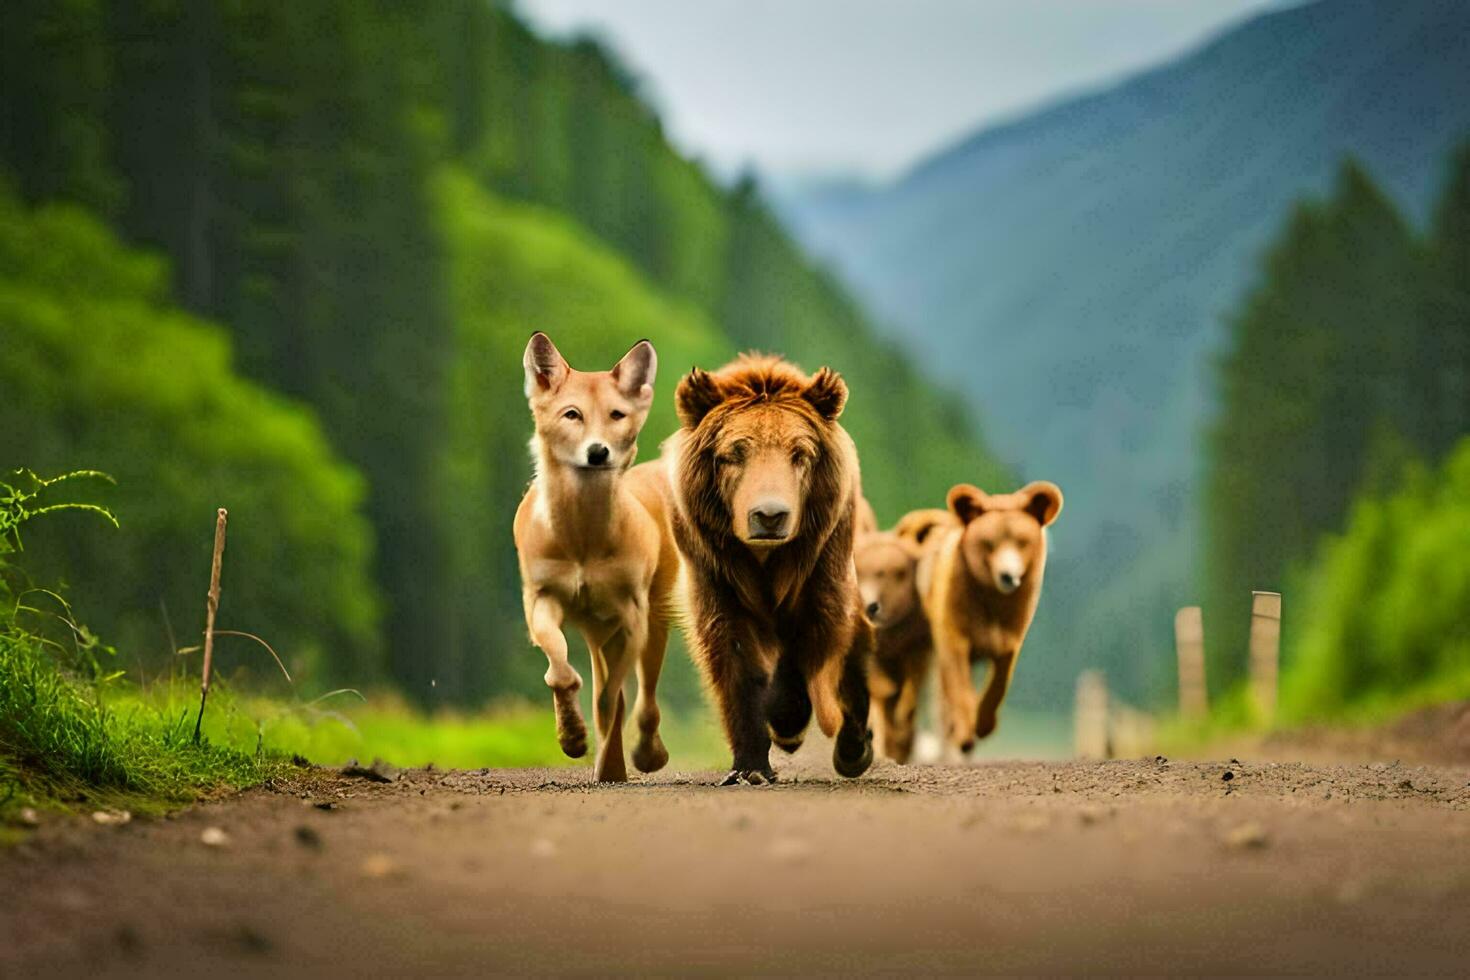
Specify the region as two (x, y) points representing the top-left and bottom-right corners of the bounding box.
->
(854, 528), (928, 763)
(668, 354), (875, 785)
(856, 508), (959, 763)
(919, 481), (1063, 752)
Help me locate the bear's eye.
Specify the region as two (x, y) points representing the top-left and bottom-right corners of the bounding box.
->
(610, 409), (626, 421)
(562, 408), (582, 421)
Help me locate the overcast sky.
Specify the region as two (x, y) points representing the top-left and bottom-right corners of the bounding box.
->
(516, 0), (1284, 181)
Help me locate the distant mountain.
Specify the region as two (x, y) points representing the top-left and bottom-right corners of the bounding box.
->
(776, 0), (1470, 705)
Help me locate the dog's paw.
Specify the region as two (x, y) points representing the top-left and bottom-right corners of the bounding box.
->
(833, 726), (874, 779)
(718, 768), (777, 787)
(552, 695), (589, 759)
(631, 733), (669, 774)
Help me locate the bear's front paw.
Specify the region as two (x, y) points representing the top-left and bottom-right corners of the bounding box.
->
(719, 768), (777, 787)
(975, 711), (998, 740)
(833, 726), (874, 778)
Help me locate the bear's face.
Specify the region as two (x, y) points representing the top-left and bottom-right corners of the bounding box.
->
(676, 358), (849, 552)
(854, 532), (921, 627)
(947, 482), (1063, 595)
(711, 405), (820, 547)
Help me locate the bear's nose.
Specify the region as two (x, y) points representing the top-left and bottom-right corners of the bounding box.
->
(865, 601), (882, 620)
(747, 504), (791, 540)
(997, 570), (1020, 593)
(585, 443), (610, 466)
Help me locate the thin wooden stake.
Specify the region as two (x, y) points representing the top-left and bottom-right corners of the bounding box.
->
(1174, 605), (1207, 719)
(1249, 590), (1281, 726)
(1073, 670), (1110, 760)
(193, 508), (228, 745)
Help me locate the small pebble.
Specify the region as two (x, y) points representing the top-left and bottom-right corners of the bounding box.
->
(361, 853), (399, 878)
(92, 810), (131, 826)
(200, 826), (230, 847)
(17, 807), (40, 827)
(294, 825), (323, 849)
(1224, 821), (1269, 849)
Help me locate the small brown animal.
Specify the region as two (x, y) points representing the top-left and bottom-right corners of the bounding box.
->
(668, 354), (875, 785)
(854, 528), (928, 762)
(514, 332), (679, 782)
(919, 481), (1063, 752)
(893, 508), (958, 548)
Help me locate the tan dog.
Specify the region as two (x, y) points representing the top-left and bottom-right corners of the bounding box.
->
(514, 332), (679, 782)
(919, 482), (1063, 753)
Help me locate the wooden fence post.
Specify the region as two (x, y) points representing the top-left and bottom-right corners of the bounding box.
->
(1249, 590), (1281, 725)
(1074, 670), (1110, 759)
(1174, 605), (1207, 719)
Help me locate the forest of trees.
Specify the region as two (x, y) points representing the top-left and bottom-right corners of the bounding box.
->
(0, 1), (1005, 705)
(1205, 149), (1470, 704)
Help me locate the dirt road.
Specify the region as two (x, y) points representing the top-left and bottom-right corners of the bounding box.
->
(4, 750), (1469, 976)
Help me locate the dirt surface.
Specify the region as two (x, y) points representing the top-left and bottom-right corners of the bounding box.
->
(4, 747), (1469, 976)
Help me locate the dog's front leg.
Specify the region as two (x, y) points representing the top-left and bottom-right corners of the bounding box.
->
(528, 593), (587, 758)
(588, 622), (634, 783)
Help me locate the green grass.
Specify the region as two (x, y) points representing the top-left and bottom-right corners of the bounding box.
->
(167, 679), (732, 772)
(1, 632), (731, 828)
(0, 631), (284, 822)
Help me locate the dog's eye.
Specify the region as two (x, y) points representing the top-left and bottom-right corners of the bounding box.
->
(610, 410), (626, 421)
(562, 408), (581, 421)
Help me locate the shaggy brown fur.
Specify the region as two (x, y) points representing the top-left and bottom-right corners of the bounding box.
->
(668, 354), (874, 785)
(919, 481), (1063, 752)
(855, 528), (930, 763)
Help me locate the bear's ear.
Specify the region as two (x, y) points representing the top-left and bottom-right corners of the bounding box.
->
(802, 367), (847, 421)
(1021, 480), (1064, 527)
(611, 338), (657, 407)
(676, 367), (725, 428)
(947, 484), (989, 525)
(896, 535), (925, 561)
(523, 332), (568, 397)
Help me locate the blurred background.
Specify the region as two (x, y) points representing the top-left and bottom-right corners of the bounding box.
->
(2, 0), (1466, 762)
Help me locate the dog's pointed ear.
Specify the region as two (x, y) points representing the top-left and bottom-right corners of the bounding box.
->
(676, 367), (724, 428)
(523, 332), (568, 396)
(947, 484), (989, 525)
(1021, 481), (1064, 527)
(611, 339), (657, 406)
(802, 367), (847, 421)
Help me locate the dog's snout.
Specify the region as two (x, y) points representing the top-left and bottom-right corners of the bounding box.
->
(747, 503), (791, 540)
(865, 601), (882, 620)
(585, 443), (610, 466)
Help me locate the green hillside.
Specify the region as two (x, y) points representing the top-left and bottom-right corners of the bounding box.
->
(0, 1), (1003, 703)
(0, 186), (381, 686)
